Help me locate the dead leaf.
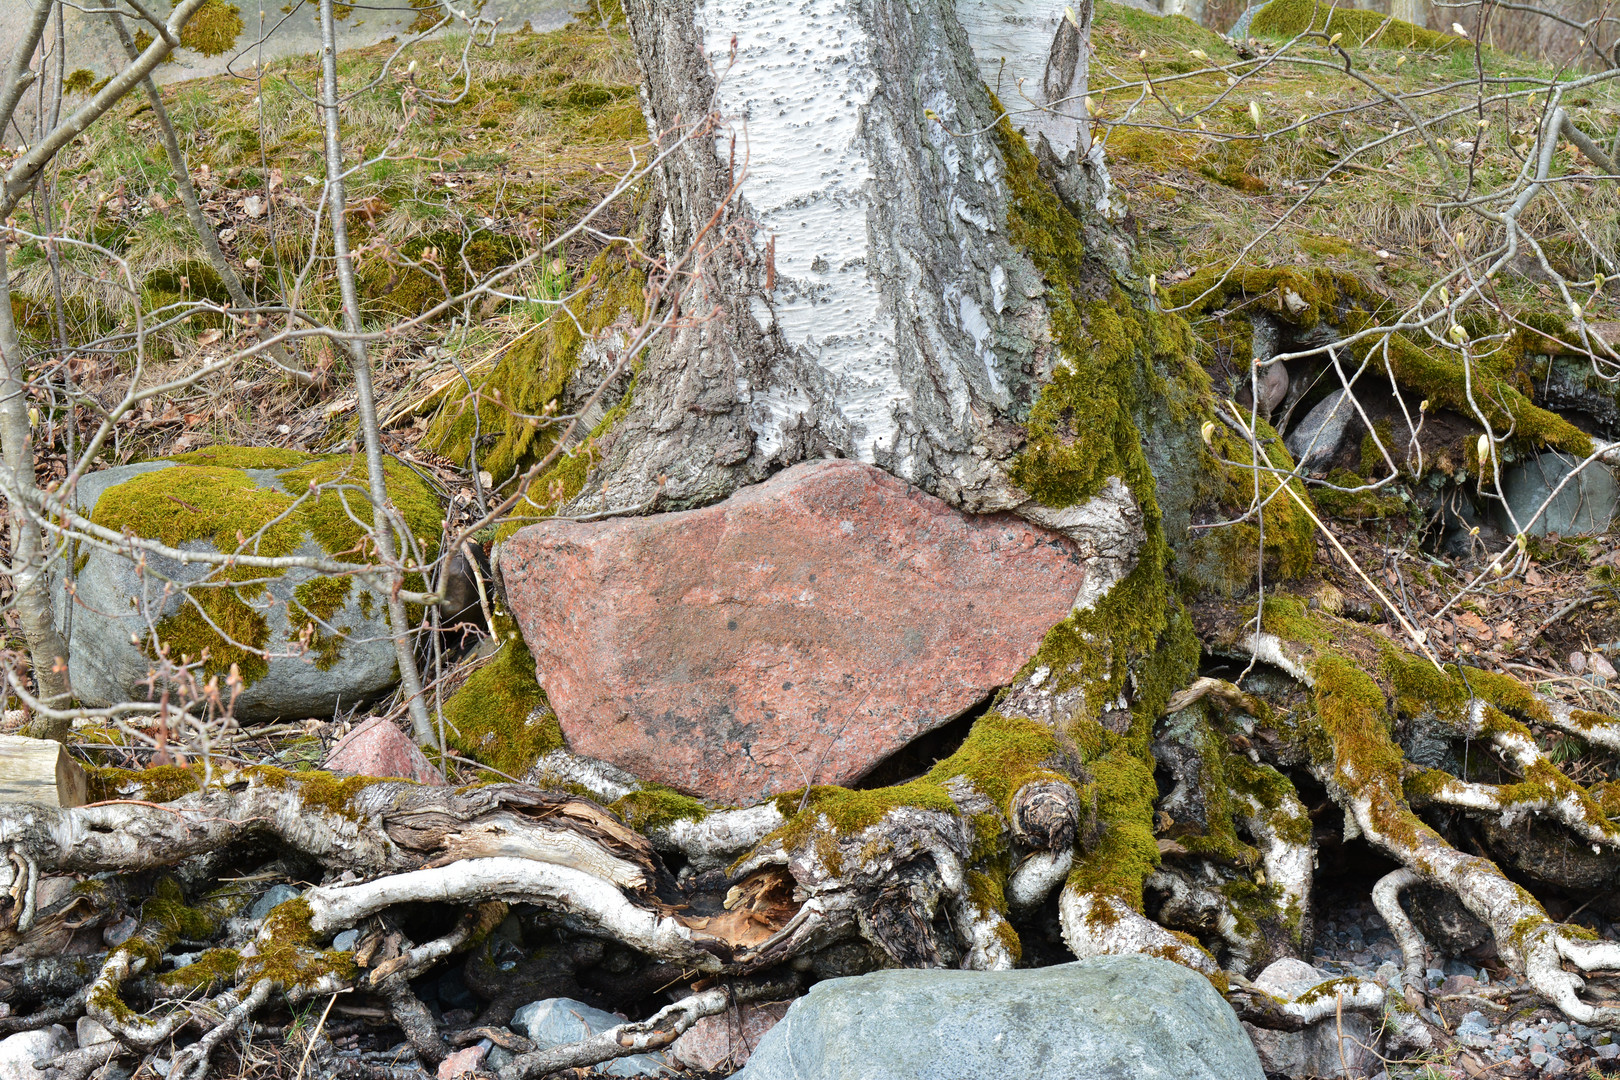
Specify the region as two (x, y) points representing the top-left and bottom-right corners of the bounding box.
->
(182, 412), (207, 427)
(196, 328), (223, 347)
(1455, 611), (1492, 638)
(1525, 565), (1544, 586)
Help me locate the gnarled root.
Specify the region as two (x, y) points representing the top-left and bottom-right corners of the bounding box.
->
(1220, 622), (1620, 1026)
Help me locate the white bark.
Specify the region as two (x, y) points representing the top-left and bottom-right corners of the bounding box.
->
(600, 0), (1140, 596)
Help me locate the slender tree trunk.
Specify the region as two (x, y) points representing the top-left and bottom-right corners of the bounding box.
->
(317, 0), (433, 744)
(0, 240), (72, 729)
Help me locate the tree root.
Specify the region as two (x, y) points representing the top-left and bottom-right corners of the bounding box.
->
(1223, 622), (1620, 1025)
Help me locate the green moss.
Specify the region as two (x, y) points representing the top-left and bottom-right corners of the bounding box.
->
(1250, 0), (1466, 51)
(1203, 417), (1317, 579)
(425, 250), (645, 485)
(611, 785), (712, 830)
(768, 780), (962, 874)
(178, 0), (244, 56)
(158, 948), (241, 991)
(442, 617), (562, 776)
(291, 575), (353, 670)
(84, 764), (203, 803)
(358, 229), (526, 318)
(1065, 746), (1163, 907)
(247, 765), (394, 819)
(246, 896), (359, 990)
(64, 69), (96, 94)
(167, 446), (313, 469)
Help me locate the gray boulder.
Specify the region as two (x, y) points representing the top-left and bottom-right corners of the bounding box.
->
(1228, 2), (1268, 39)
(732, 954), (1264, 1080)
(53, 449), (444, 721)
(0, 1026), (72, 1080)
(510, 998), (674, 1077)
(1285, 389), (1359, 473)
(1498, 451), (1619, 536)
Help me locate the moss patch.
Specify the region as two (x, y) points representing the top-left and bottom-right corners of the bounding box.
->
(1250, 0), (1466, 51)
(425, 251), (645, 485)
(441, 617), (563, 776)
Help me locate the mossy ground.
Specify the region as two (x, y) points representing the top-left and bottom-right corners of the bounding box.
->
(1086, 0), (1619, 377)
(8, 16), (648, 457)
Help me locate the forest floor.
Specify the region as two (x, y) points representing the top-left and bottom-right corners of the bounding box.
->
(7, 5), (1620, 1079)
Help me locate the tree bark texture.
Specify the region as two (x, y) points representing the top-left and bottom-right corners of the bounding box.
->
(606, 0), (1136, 581)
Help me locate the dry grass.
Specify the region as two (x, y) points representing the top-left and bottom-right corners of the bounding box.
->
(1088, 1), (1620, 326)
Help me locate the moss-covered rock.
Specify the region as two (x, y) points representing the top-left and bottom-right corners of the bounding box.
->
(55, 448), (443, 721)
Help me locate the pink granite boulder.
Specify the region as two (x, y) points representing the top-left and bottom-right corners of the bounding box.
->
(501, 459), (1086, 803)
(323, 716), (445, 785)
(670, 1000), (792, 1071)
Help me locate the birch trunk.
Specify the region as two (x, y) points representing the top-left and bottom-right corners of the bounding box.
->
(605, 0), (1137, 591)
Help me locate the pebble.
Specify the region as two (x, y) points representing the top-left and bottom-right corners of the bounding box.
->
(1307, 895), (1620, 1079)
(247, 884), (302, 922)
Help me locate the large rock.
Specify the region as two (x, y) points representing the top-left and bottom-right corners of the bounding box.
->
(1285, 389), (1359, 474)
(1242, 958), (1379, 1078)
(502, 460), (1088, 803)
(54, 449), (443, 721)
(0, 1026), (72, 1080)
(731, 955), (1264, 1080)
(1497, 451), (1619, 536)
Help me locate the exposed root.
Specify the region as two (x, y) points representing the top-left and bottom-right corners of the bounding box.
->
(499, 986), (731, 1080)
(168, 979), (274, 1080)
(1370, 868), (1429, 993)
(1058, 887), (1220, 975)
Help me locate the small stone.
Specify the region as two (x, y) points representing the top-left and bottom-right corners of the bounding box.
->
(1592, 653), (1618, 682)
(436, 1043), (488, 1080)
(511, 999), (673, 1077)
(1284, 389), (1359, 473)
(1543, 1054), (1569, 1075)
(1439, 974), (1478, 995)
(248, 884), (301, 922)
(0, 1026), (72, 1080)
(1570, 651), (1588, 675)
(671, 1000), (792, 1072)
(331, 929), (359, 952)
(323, 717), (445, 786)
(1454, 1011), (1492, 1047)
(486, 1048), (514, 1072)
(1597, 1042), (1620, 1060)
(75, 1018), (113, 1048)
(102, 916), (138, 947)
